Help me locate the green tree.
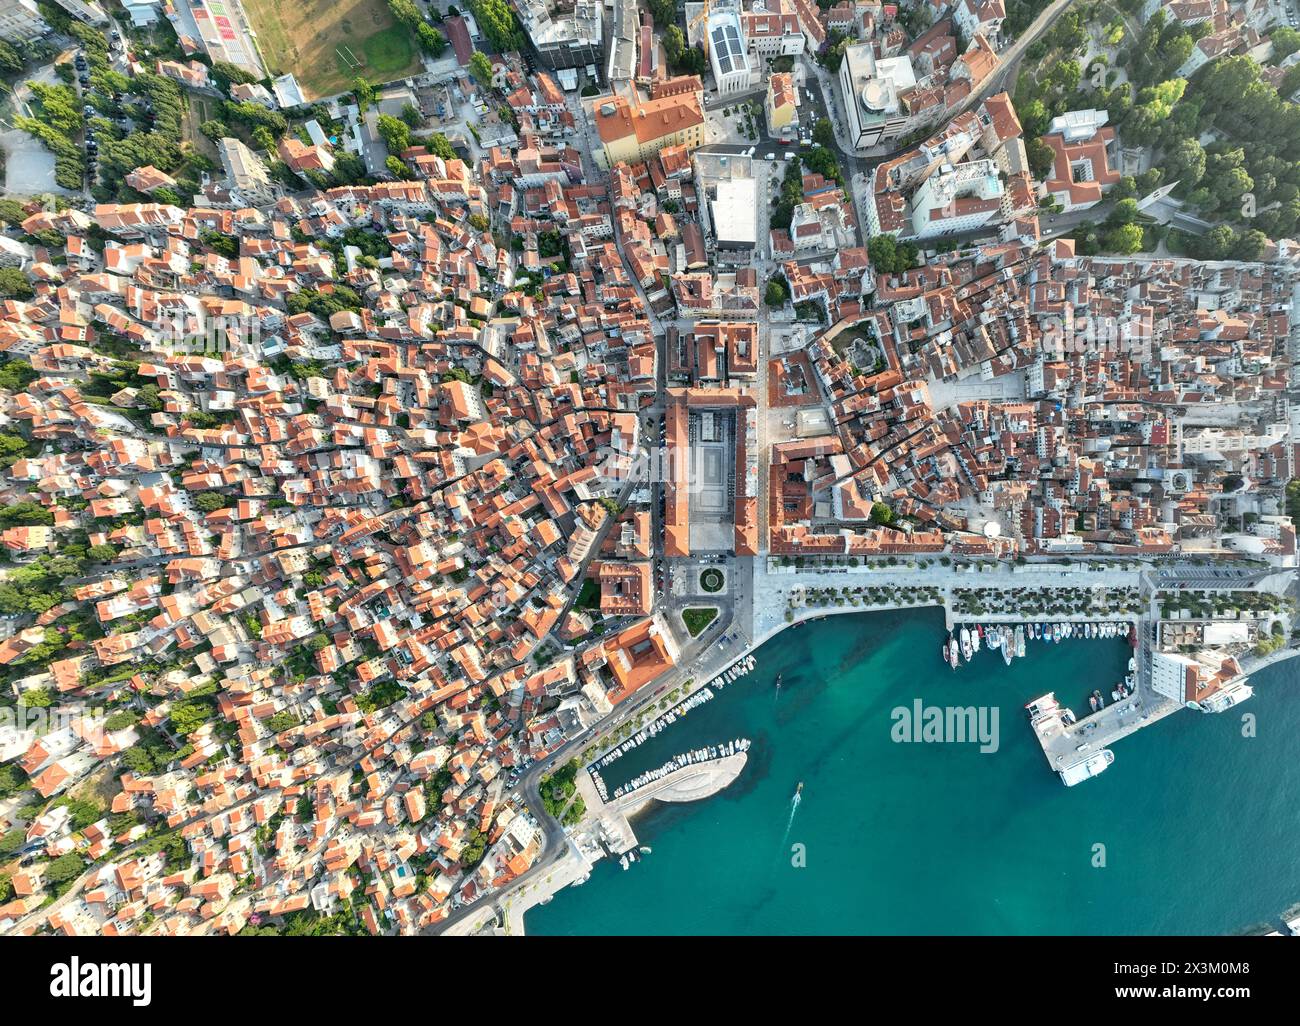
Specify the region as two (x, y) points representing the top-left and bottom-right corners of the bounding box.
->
(0, 199), (29, 225)
(1026, 137), (1056, 180)
(1273, 27), (1300, 61)
(376, 114), (410, 154)
(764, 277), (789, 307)
(663, 24), (685, 66)
(45, 853), (84, 885)
(427, 133), (457, 160)
(0, 360), (37, 391)
(1165, 137), (1206, 192)
(466, 0), (523, 53)
(1106, 197), (1140, 226)
(468, 51), (493, 88)
(647, 0), (675, 26)
(0, 267), (34, 299)
(1103, 222), (1145, 254)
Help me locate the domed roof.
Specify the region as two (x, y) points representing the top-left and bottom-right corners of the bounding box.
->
(861, 80), (889, 112)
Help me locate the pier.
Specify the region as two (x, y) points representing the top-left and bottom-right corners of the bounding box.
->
(612, 752), (749, 814)
(581, 751), (751, 855)
(1027, 688), (1179, 782)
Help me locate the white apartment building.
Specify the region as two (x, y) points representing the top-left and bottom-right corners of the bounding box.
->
(839, 44), (917, 148)
(742, 3), (806, 60)
(218, 137), (275, 207)
(1150, 649), (1254, 712)
(953, 0), (1005, 46)
(908, 159), (1005, 239)
(0, 0), (47, 40)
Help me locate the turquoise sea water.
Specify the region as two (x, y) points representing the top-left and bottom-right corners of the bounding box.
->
(528, 609), (1300, 935)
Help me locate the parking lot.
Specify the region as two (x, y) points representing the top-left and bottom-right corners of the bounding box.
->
(1153, 566), (1270, 588)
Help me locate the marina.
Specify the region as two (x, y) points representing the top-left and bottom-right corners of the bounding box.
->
(587, 653), (759, 780)
(591, 738), (753, 802)
(942, 620), (1162, 784)
(944, 620), (1135, 671)
(529, 611), (1300, 936)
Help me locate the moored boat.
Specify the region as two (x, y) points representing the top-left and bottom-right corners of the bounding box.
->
(1059, 749), (1115, 786)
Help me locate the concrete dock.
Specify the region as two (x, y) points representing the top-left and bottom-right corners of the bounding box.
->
(1027, 687), (1179, 781)
(613, 753), (749, 815)
(480, 754), (751, 936)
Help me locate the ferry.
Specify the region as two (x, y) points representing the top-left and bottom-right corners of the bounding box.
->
(1059, 749), (1115, 786)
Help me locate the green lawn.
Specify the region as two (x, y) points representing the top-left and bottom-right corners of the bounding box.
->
(244, 0), (421, 99)
(682, 607), (718, 637)
(360, 24), (415, 76)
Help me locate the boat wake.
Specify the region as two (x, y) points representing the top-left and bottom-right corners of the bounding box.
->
(780, 783), (803, 848)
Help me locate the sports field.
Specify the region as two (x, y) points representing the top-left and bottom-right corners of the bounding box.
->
(242, 0), (422, 99)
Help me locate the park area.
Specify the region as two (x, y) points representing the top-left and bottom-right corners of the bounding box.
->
(243, 0), (421, 99)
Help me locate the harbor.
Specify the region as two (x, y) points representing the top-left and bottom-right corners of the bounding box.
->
(529, 611), (1300, 936)
(937, 618), (1180, 785)
(942, 619), (1136, 670)
(572, 747), (753, 889)
(591, 738), (752, 803)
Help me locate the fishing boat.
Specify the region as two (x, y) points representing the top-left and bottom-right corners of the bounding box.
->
(1089, 693), (1100, 713)
(1093, 688), (1105, 710)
